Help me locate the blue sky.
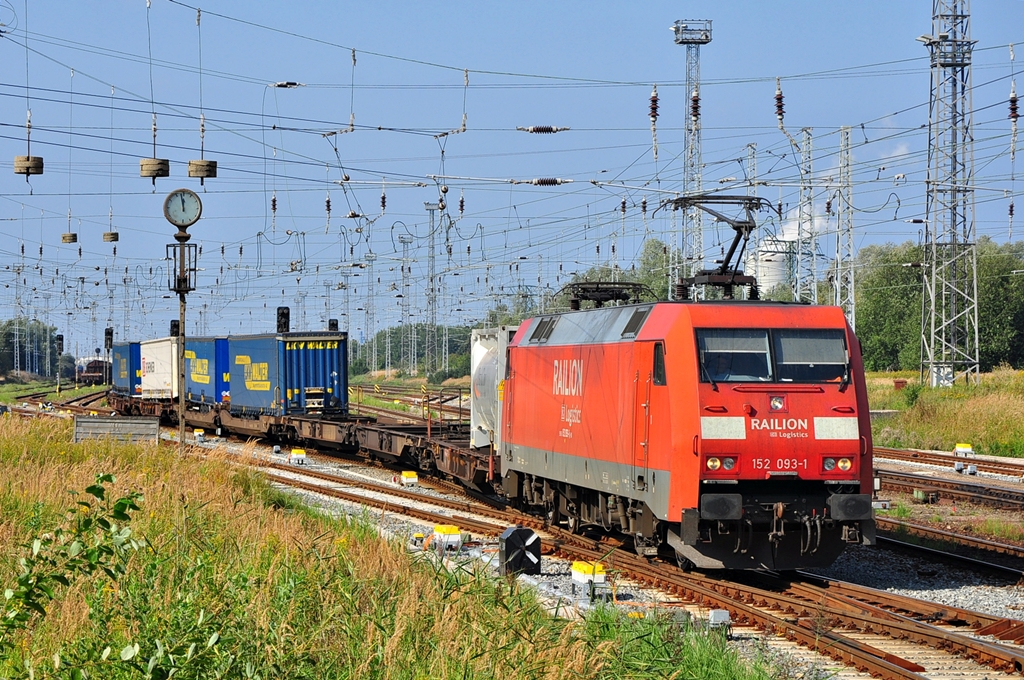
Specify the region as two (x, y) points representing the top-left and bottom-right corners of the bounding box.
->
(0, 1), (1022, 354)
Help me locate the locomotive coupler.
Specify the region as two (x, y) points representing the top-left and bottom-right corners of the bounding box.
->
(768, 502), (787, 544)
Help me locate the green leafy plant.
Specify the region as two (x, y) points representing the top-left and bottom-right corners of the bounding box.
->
(0, 474), (143, 660)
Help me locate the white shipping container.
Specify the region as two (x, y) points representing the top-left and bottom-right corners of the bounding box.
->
(140, 337), (180, 400)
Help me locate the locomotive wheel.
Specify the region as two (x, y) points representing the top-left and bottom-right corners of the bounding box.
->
(566, 514), (580, 534)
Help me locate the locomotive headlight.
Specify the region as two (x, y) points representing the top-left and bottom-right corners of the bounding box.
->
(823, 457), (836, 471)
(722, 457), (736, 471)
(837, 458), (852, 471)
(706, 457), (721, 471)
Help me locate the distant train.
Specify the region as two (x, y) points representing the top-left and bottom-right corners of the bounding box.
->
(77, 358), (111, 386)
(110, 298), (875, 571)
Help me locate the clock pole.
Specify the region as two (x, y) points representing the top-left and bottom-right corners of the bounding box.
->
(164, 189), (200, 457)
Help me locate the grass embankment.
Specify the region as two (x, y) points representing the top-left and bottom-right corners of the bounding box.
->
(0, 381), (54, 403)
(867, 367), (1024, 457)
(0, 417), (770, 679)
(0, 382), (103, 406)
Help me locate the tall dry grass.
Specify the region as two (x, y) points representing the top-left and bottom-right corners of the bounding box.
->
(0, 416), (769, 679)
(870, 367), (1024, 456)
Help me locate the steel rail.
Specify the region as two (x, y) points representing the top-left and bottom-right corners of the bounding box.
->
(878, 469), (1024, 510)
(876, 446), (1024, 478)
(261, 464), (985, 679)
(875, 517), (1024, 561)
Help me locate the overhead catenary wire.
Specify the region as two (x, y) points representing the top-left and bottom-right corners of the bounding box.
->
(1, 5), (1021, 345)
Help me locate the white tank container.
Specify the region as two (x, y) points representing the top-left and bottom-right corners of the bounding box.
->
(140, 337), (180, 400)
(470, 326), (517, 450)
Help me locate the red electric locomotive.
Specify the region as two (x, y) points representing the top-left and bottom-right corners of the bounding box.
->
(496, 300), (875, 570)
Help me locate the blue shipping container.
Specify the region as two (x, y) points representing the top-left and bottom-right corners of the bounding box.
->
(111, 342), (141, 396)
(185, 338), (230, 404)
(227, 332), (348, 417)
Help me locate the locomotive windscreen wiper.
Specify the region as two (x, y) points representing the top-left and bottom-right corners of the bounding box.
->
(700, 360), (718, 390)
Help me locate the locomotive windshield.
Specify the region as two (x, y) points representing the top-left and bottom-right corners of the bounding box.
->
(697, 329), (773, 382)
(697, 328), (848, 384)
(773, 329), (847, 382)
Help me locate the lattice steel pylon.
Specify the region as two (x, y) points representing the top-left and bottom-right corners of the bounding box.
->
(672, 20), (711, 297)
(364, 252), (377, 372)
(919, 0), (979, 387)
(398, 234), (415, 375)
(795, 128), (817, 303)
(835, 127), (855, 328)
(424, 202), (438, 375)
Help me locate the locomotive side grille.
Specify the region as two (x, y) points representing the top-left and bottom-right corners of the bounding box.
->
(620, 307), (651, 337)
(529, 317), (558, 343)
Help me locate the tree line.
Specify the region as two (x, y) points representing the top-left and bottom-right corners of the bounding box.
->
(477, 236), (1024, 375)
(854, 236), (1024, 372)
(0, 318), (76, 380)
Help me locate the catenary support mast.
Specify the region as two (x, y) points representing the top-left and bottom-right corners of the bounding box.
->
(673, 20), (711, 299)
(919, 0), (979, 386)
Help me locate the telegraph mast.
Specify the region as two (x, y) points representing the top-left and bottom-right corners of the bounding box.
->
(918, 0), (979, 387)
(672, 20), (712, 298)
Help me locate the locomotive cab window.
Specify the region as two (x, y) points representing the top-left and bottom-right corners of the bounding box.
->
(697, 329), (772, 383)
(653, 342), (666, 385)
(773, 329), (848, 382)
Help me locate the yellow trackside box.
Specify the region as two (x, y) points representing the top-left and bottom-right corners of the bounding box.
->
(433, 524), (462, 553)
(953, 443), (974, 457)
(401, 470), (419, 487)
(289, 448), (306, 465)
(571, 561), (606, 585)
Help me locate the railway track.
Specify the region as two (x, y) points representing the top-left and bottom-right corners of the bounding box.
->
(876, 446), (1024, 478)
(19, 388), (110, 416)
(350, 383), (469, 420)
(875, 517), (1024, 561)
(873, 517), (1024, 579)
(18, 391), (1024, 677)
(877, 469), (1024, 510)
(247, 454), (1024, 680)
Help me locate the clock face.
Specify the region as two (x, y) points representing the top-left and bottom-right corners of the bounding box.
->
(163, 189), (202, 228)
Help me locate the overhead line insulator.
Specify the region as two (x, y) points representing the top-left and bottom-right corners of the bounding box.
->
(516, 126), (570, 134)
(775, 77), (786, 125)
(512, 178), (573, 186)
